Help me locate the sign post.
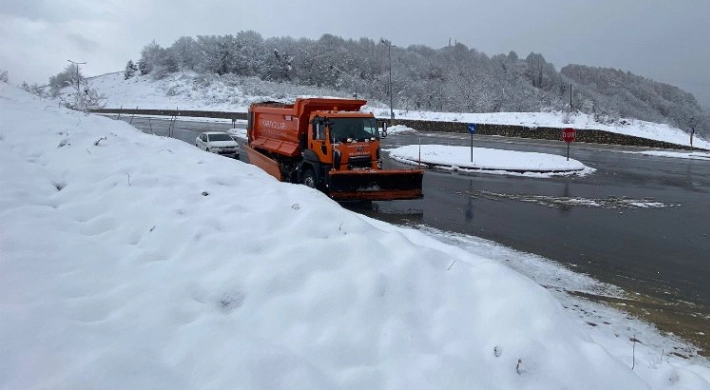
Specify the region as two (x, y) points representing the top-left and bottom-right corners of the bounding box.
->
(562, 128), (576, 161)
(468, 123), (477, 162)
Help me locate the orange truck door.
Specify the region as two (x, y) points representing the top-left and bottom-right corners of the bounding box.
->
(310, 118), (331, 165)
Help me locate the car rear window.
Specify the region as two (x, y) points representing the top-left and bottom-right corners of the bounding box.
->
(208, 133), (233, 141)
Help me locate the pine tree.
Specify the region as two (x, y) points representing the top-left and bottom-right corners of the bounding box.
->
(138, 58), (151, 75)
(124, 60), (137, 79)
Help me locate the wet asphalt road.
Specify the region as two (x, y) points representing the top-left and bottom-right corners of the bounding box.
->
(376, 133), (710, 307)
(116, 116), (710, 307)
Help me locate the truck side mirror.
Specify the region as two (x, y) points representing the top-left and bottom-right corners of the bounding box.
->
(381, 122), (388, 139)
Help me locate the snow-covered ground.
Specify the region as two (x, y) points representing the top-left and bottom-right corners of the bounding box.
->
(80, 71), (710, 151)
(630, 149), (710, 161)
(2, 82), (710, 388)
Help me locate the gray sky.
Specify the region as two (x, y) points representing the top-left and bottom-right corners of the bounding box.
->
(2, 0), (709, 106)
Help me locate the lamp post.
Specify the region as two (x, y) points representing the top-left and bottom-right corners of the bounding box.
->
(67, 59), (86, 97)
(380, 38), (394, 121)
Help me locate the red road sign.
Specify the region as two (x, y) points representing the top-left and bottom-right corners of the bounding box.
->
(562, 128), (576, 143)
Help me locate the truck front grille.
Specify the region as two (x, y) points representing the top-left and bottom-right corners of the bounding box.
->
(347, 156), (372, 169)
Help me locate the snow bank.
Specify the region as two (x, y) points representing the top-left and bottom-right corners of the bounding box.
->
(0, 83), (681, 389)
(630, 149), (710, 161)
(388, 109), (710, 150)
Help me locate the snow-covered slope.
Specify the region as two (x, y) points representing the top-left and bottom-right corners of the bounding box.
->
(80, 71), (710, 150)
(87, 71), (347, 112)
(5, 84), (708, 389)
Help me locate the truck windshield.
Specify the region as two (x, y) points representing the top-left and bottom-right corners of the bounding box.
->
(329, 118), (378, 142)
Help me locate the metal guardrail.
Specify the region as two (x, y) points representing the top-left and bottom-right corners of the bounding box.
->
(90, 108), (247, 121)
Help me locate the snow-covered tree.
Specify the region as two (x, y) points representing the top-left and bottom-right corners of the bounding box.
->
(170, 36), (200, 71)
(138, 40), (163, 75)
(21, 81), (46, 97)
(124, 60), (138, 79)
(233, 30), (266, 77)
(49, 64), (84, 97)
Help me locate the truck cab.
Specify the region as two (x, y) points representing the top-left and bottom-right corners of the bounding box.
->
(306, 113), (383, 185)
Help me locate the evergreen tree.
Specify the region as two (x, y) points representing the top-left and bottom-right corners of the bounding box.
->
(124, 60), (137, 79)
(138, 58), (151, 75)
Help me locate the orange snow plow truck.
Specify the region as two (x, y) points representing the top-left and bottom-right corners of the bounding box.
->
(245, 98), (423, 201)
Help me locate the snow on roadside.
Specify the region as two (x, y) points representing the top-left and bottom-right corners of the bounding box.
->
(387, 109), (710, 151)
(385, 124), (418, 135)
(629, 150), (710, 161)
(3, 83), (703, 389)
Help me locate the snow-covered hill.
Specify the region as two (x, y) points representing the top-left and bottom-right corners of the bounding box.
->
(3, 82), (709, 389)
(75, 71), (710, 150)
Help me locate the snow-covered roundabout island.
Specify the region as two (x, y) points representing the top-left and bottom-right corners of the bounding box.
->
(388, 145), (594, 177)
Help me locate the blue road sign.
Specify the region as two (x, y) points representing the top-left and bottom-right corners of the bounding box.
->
(468, 123), (476, 134)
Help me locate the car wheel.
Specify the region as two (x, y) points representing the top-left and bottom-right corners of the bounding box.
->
(303, 168), (316, 189)
(206, 148), (210, 152)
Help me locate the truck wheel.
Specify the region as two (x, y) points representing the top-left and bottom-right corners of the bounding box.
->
(302, 169), (316, 189)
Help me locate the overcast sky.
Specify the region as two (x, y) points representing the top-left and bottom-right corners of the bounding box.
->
(2, 0), (709, 106)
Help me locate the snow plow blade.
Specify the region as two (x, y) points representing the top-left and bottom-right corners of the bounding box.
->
(328, 169), (424, 201)
(244, 145), (282, 181)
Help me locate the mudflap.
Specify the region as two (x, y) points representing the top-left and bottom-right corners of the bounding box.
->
(328, 169), (424, 201)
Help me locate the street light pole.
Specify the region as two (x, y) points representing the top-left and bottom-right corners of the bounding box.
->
(380, 38), (394, 121)
(67, 59), (86, 98)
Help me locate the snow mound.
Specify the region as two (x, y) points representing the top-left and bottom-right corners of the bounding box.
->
(0, 82), (664, 389)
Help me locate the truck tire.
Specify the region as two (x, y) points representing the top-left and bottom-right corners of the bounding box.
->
(302, 168), (316, 189)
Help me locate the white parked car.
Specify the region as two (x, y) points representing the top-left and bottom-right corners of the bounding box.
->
(195, 131), (240, 159)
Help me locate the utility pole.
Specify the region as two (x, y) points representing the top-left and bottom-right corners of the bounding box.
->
(380, 38), (394, 121)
